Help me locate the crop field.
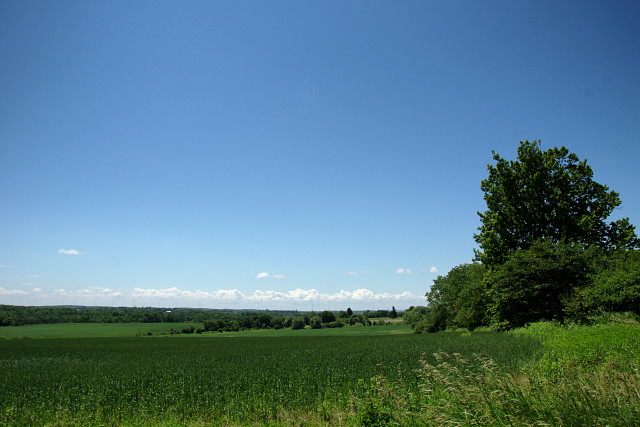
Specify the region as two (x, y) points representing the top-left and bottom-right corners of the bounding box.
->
(0, 330), (540, 425)
(1, 322), (639, 426)
(215, 323), (412, 338)
(0, 322), (412, 339)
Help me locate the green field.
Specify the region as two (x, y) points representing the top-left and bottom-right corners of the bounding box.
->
(0, 322), (410, 339)
(216, 323), (411, 338)
(1, 322), (639, 426)
(0, 322), (204, 339)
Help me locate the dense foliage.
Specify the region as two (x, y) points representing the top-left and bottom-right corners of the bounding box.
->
(422, 263), (487, 331)
(581, 249), (640, 315)
(484, 240), (595, 328)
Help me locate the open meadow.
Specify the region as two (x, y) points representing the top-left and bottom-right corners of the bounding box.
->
(1, 322), (639, 426)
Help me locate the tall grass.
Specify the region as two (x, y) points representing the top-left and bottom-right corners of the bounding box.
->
(356, 322), (640, 426)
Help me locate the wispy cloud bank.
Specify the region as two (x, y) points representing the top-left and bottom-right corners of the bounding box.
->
(129, 287), (420, 304)
(0, 264), (16, 268)
(396, 268), (413, 274)
(46, 287), (125, 298)
(0, 286), (425, 309)
(131, 287), (243, 300)
(0, 287), (28, 296)
(256, 272), (287, 279)
(58, 249), (82, 255)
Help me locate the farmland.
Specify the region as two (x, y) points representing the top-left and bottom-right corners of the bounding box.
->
(1, 322), (639, 425)
(0, 322), (411, 339)
(1, 327), (538, 425)
(0, 322), (205, 339)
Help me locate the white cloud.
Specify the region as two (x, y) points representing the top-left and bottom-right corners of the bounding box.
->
(56, 287), (125, 298)
(0, 287), (28, 296)
(210, 289), (244, 300)
(132, 287), (186, 299)
(58, 249), (82, 255)
(0, 264), (16, 268)
(396, 268), (413, 274)
(429, 266), (439, 274)
(346, 270), (372, 277)
(351, 288), (376, 299)
(256, 272), (286, 279)
(249, 288), (321, 302)
(131, 287), (243, 301)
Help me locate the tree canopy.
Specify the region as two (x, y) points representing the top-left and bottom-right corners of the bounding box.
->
(475, 140), (639, 266)
(415, 140), (640, 332)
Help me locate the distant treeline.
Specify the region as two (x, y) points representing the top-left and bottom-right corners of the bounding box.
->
(0, 305), (400, 329)
(201, 309), (389, 333)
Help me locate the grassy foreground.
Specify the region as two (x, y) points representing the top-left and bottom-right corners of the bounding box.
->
(359, 322), (640, 426)
(1, 321), (638, 425)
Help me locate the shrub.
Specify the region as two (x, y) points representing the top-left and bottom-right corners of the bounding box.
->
(325, 321), (344, 328)
(310, 317), (322, 329)
(291, 317), (305, 330)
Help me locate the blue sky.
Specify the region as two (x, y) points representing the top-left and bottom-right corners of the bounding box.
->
(1, 1), (639, 310)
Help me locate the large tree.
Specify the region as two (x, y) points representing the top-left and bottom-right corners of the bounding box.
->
(475, 140), (638, 266)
